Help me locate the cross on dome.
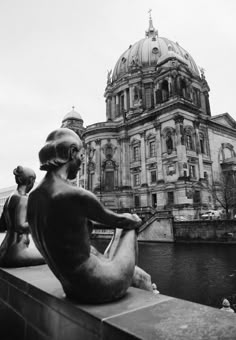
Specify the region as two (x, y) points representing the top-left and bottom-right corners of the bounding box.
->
(145, 10), (158, 38)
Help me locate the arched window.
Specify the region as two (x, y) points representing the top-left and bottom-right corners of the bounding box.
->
(105, 171), (114, 191)
(119, 94), (125, 113)
(161, 80), (169, 102)
(133, 145), (139, 161)
(199, 133), (205, 154)
(219, 143), (235, 163)
(180, 79), (187, 98)
(130, 139), (141, 162)
(224, 147), (232, 160)
(192, 89), (197, 105)
(104, 160), (115, 191)
(134, 86), (139, 102)
(149, 141), (155, 157)
(156, 88), (162, 104)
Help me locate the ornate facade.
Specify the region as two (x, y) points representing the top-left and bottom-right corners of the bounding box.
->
(61, 17), (236, 219)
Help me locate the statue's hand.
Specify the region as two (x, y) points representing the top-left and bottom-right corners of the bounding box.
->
(131, 213), (142, 224)
(121, 213), (142, 230)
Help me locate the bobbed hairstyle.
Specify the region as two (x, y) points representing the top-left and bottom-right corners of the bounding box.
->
(39, 128), (82, 171)
(13, 166), (36, 185)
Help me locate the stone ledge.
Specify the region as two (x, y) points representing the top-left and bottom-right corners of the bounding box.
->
(0, 265), (235, 339)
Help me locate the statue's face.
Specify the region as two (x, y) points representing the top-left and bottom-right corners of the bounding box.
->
(68, 146), (84, 180)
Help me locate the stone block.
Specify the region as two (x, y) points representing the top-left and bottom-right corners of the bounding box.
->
(0, 301), (25, 340)
(103, 298), (236, 340)
(1, 265), (236, 339)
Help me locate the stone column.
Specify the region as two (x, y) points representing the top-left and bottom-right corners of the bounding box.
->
(129, 87), (133, 109)
(94, 139), (101, 191)
(121, 136), (130, 188)
(124, 89), (127, 111)
(117, 138), (122, 188)
(84, 147), (87, 189)
(106, 97), (112, 120)
(154, 121), (164, 182)
(153, 84), (157, 106)
(168, 77), (172, 96)
(204, 92), (211, 116)
(111, 96), (116, 120)
(115, 95), (119, 117)
(194, 121), (204, 179)
(174, 114), (187, 178)
(140, 132), (147, 186)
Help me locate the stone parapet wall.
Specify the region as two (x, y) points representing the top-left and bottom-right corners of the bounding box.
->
(174, 220), (236, 242)
(0, 265), (236, 339)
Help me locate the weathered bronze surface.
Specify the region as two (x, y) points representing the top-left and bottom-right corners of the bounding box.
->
(0, 166), (45, 267)
(28, 128), (152, 303)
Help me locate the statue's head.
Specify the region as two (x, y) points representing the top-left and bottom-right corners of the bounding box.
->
(39, 128), (83, 179)
(13, 166), (36, 193)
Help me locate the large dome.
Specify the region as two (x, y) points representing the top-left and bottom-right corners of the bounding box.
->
(112, 17), (199, 81)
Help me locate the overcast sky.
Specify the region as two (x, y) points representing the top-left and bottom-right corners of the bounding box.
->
(0, 0), (235, 188)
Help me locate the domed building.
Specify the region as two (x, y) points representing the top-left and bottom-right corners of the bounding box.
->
(65, 16), (236, 219)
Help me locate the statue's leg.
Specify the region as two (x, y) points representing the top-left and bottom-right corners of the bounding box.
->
(131, 265), (153, 292)
(104, 229), (153, 292)
(104, 228), (138, 260)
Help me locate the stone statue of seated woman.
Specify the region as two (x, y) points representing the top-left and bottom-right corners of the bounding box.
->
(0, 166), (45, 267)
(27, 128), (153, 303)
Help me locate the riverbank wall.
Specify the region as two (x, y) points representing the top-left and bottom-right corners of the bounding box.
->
(174, 220), (236, 243)
(1, 264), (236, 339)
(138, 215), (174, 242)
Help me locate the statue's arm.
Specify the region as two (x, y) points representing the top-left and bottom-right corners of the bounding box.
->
(79, 190), (141, 230)
(14, 196), (30, 233)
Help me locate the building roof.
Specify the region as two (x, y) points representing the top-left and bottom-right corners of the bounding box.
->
(112, 16), (200, 81)
(62, 107), (83, 123)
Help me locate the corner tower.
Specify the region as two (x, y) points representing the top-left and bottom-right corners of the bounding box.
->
(61, 106), (85, 139)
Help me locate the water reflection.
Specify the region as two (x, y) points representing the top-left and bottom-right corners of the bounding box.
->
(92, 239), (236, 309)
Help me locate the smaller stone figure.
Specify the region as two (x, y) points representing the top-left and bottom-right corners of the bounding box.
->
(220, 299), (234, 313)
(0, 166), (45, 267)
(152, 283), (160, 295)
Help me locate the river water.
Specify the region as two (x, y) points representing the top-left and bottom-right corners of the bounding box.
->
(92, 239), (236, 309)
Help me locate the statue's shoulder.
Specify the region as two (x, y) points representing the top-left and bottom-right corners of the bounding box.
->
(7, 191), (21, 207)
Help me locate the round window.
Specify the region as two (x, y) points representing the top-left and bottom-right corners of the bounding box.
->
(152, 47), (159, 54)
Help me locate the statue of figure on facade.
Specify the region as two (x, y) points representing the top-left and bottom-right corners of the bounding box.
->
(166, 133), (173, 154)
(107, 69), (112, 85)
(27, 128), (153, 303)
(0, 166), (45, 267)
